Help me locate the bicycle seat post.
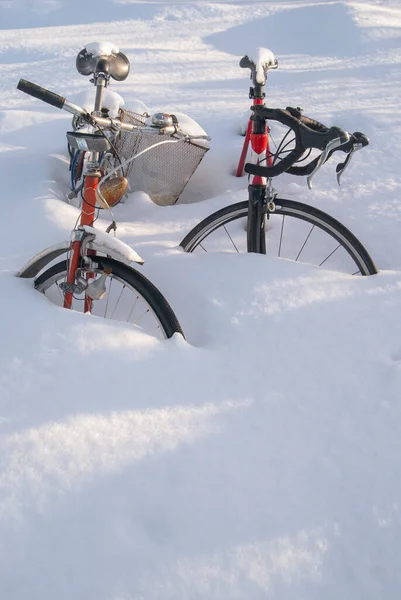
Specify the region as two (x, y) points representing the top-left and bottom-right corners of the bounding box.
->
(91, 59), (111, 116)
(236, 49), (278, 177)
(75, 43), (130, 116)
(249, 74), (265, 106)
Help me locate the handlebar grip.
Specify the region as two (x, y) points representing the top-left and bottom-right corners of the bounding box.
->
(17, 79), (66, 109)
(245, 145), (305, 178)
(286, 156), (320, 177)
(287, 140), (349, 177)
(286, 107), (329, 134)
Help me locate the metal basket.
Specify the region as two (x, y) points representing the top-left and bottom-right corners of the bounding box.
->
(115, 109), (208, 206)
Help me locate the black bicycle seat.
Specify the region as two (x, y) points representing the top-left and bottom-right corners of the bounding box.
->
(76, 45), (130, 81)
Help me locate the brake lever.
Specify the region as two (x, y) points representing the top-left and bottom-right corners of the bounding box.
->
(336, 149), (355, 185)
(336, 132), (369, 185)
(307, 136), (347, 189)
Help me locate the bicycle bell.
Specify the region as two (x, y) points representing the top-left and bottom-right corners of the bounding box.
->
(151, 113), (174, 128)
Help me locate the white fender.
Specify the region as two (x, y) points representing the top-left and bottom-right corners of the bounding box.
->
(82, 226), (144, 265)
(18, 241), (71, 278)
(17, 227), (143, 279)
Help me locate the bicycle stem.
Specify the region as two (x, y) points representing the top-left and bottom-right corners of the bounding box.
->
(236, 83), (273, 177)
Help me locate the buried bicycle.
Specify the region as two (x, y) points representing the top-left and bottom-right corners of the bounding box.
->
(180, 48), (377, 277)
(16, 43), (209, 339)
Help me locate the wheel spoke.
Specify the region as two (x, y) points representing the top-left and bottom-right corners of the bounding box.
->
(127, 295), (140, 322)
(278, 215), (285, 257)
(104, 276), (113, 318)
(55, 283), (65, 303)
(295, 225), (315, 261)
(132, 307), (151, 328)
(319, 244), (342, 267)
(223, 225), (239, 253)
(110, 285), (126, 319)
(178, 199), (376, 276)
(34, 259), (182, 339)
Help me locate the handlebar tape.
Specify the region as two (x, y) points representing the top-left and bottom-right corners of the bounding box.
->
(17, 79), (65, 110)
(244, 105), (349, 178)
(286, 107), (329, 134)
(245, 146), (305, 178)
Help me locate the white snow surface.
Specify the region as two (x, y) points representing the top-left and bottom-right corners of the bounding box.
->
(248, 46), (278, 84)
(82, 225), (144, 265)
(1, 1), (401, 599)
(85, 41), (120, 56)
(173, 112), (208, 137)
(71, 88), (126, 118)
(144, 111), (208, 136)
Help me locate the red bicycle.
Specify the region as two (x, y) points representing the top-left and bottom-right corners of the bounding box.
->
(180, 48), (377, 277)
(16, 45), (208, 339)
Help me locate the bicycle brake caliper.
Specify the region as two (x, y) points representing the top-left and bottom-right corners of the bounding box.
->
(266, 182), (277, 213)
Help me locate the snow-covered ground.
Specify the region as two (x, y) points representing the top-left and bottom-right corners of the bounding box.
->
(1, 1), (401, 598)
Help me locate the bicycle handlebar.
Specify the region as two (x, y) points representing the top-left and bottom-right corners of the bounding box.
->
(286, 131), (369, 177)
(17, 78), (210, 141)
(17, 78), (90, 120)
(18, 78), (66, 109)
(284, 107), (369, 177)
(245, 105), (351, 179)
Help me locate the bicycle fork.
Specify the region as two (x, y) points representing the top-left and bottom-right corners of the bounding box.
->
(247, 181), (276, 255)
(247, 184), (266, 254)
(63, 170), (100, 312)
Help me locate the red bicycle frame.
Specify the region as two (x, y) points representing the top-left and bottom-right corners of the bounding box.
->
(63, 171), (99, 311)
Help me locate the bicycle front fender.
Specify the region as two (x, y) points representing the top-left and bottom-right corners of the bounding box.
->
(17, 241), (71, 278)
(82, 226), (144, 267)
(17, 228), (144, 279)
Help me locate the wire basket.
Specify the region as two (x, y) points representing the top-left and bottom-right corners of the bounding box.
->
(115, 109), (209, 206)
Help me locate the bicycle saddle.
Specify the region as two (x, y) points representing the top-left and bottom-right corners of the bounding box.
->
(240, 48), (278, 86)
(76, 42), (130, 81)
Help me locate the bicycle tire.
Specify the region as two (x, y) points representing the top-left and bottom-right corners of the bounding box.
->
(180, 199), (378, 276)
(35, 256), (184, 339)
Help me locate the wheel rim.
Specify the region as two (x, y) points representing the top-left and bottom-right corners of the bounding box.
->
(182, 201), (376, 276)
(36, 266), (170, 340)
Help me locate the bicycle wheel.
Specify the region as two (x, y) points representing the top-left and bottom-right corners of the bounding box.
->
(180, 199), (377, 276)
(35, 256), (184, 339)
